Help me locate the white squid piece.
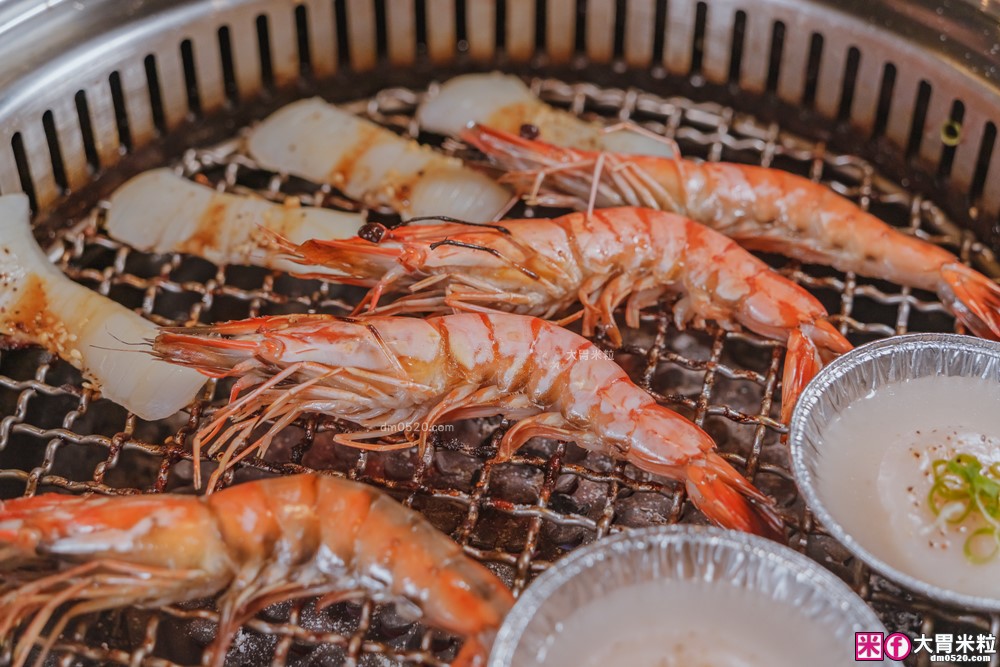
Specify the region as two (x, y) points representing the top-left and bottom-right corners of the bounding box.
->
(0, 193), (206, 420)
(416, 72), (674, 157)
(107, 169), (361, 275)
(247, 98), (511, 220)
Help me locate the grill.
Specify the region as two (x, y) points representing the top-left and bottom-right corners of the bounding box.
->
(2, 1), (1000, 665)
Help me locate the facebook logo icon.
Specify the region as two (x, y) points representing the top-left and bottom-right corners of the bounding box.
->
(856, 632), (912, 661)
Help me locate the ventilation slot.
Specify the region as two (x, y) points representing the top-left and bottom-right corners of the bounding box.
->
(334, 0), (352, 66)
(143, 55), (167, 135)
(970, 121), (996, 204)
(11, 133), (37, 211)
(373, 0), (388, 62)
(937, 99), (965, 179)
(108, 72), (133, 152)
(728, 10), (747, 85)
(574, 0), (586, 55)
(836, 46), (860, 122)
(41, 111), (68, 194)
(872, 62), (896, 138)
(765, 20), (785, 93)
(295, 4), (312, 77)
(801, 33), (823, 107)
(415, 0), (429, 57)
(690, 2), (708, 76)
(74, 90), (101, 172)
(612, 0), (626, 59)
(652, 0), (667, 65)
(905, 80), (932, 159)
(181, 39), (202, 117)
(535, 0), (548, 52)
(488, 0), (504, 54)
(455, 0), (468, 51)
(218, 26), (240, 104)
(256, 15), (275, 90)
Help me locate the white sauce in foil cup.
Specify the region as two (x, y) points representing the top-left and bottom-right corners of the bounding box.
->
(488, 526), (886, 667)
(790, 333), (1000, 612)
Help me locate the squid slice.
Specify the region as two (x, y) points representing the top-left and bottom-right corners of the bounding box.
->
(0, 193), (205, 420)
(416, 71), (675, 157)
(246, 98), (511, 220)
(106, 169), (360, 275)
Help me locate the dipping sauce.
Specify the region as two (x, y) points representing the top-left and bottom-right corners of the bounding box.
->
(819, 375), (1000, 598)
(541, 578), (847, 667)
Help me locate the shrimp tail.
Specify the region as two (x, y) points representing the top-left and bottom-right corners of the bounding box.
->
(685, 453), (785, 541)
(779, 322), (852, 425)
(939, 262), (1000, 340)
(452, 635), (490, 667)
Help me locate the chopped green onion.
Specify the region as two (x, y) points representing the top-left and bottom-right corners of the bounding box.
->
(965, 528), (1000, 564)
(927, 453), (1000, 564)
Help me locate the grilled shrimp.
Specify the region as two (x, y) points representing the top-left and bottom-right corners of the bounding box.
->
(417, 72), (672, 157)
(464, 125), (1000, 341)
(153, 313), (783, 538)
(0, 474), (513, 667)
(247, 98), (511, 220)
(0, 193), (205, 420)
(106, 169), (361, 274)
(272, 207), (851, 423)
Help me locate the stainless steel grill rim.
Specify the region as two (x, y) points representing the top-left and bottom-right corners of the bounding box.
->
(4, 0), (1000, 246)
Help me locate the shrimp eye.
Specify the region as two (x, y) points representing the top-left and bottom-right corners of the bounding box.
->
(519, 123), (540, 140)
(358, 222), (387, 244)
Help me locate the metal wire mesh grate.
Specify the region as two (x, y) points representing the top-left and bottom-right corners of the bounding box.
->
(1, 76), (999, 667)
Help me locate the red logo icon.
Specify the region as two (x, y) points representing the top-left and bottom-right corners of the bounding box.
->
(856, 632), (884, 661)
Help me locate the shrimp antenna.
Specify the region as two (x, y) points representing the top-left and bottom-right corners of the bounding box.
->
(359, 321), (407, 377)
(427, 239), (540, 281)
(324, 317), (411, 378)
(108, 332), (149, 347)
(88, 344), (148, 355)
(88, 332), (150, 354)
(401, 216), (512, 235)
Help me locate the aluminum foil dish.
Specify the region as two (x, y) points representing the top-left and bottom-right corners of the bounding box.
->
(791, 333), (1000, 613)
(488, 525), (889, 666)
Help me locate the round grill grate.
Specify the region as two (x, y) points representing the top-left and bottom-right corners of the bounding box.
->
(1, 77), (998, 667)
